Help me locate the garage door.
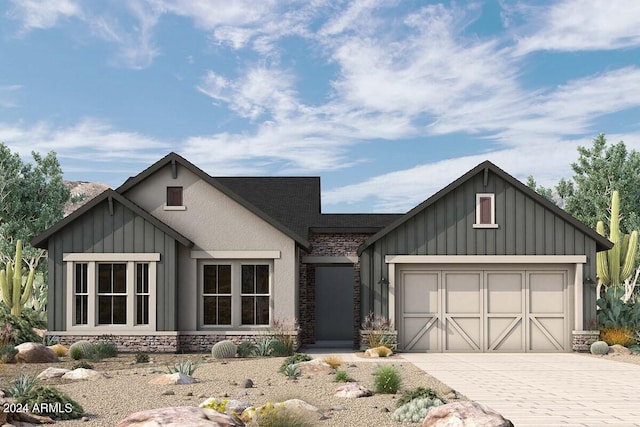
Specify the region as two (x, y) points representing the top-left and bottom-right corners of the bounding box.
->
(398, 266), (569, 352)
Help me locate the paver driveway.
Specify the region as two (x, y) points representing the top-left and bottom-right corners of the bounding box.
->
(401, 353), (640, 426)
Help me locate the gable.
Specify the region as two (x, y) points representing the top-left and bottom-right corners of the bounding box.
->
(359, 161), (612, 256)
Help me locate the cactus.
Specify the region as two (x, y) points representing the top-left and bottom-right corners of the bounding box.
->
(0, 240), (36, 317)
(590, 340), (610, 355)
(69, 340), (94, 359)
(211, 340), (237, 359)
(391, 397), (445, 423)
(596, 191), (639, 298)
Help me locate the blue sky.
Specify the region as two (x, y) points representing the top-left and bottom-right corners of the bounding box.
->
(1, 1), (639, 213)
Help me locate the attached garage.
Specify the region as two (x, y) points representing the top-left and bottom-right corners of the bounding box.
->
(394, 261), (581, 352)
(358, 161), (612, 353)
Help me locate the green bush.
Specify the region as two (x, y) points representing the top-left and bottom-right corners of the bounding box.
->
(71, 361), (94, 370)
(17, 386), (84, 420)
(270, 339), (291, 357)
(0, 344), (18, 363)
(237, 340), (256, 358)
(0, 304), (42, 345)
(69, 346), (83, 360)
(397, 387), (441, 408)
(69, 340), (94, 359)
(334, 370), (352, 382)
(279, 353), (312, 373)
(372, 364), (401, 394)
(135, 352), (150, 363)
(254, 337), (274, 357)
(4, 372), (39, 398)
(282, 364), (301, 379)
(93, 342), (118, 359)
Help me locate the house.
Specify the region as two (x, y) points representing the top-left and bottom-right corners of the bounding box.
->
(32, 153), (611, 353)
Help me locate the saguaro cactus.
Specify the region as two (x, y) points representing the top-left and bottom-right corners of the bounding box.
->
(596, 191), (639, 297)
(0, 240), (36, 316)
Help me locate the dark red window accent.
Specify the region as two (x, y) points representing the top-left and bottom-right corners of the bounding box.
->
(479, 196), (492, 224)
(167, 187), (183, 206)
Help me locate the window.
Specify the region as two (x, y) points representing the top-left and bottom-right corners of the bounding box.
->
(65, 253), (159, 330)
(241, 265), (270, 325)
(74, 263), (89, 325)
(474, 193), (498, 228)
(203, 265), (232, 325)
(166, 186), (183, 206)
(200, 261), (271, 328)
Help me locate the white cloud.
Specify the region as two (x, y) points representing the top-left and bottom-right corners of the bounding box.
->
(514, 0), (640, 54)
(0, 85), (22, 108)
(8, 0), (82, 31)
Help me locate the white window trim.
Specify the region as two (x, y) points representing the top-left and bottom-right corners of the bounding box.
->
(199, 260), (273, 329)
(65, 254), (158, 332)
(473, 193), (498, 228)
(163, 205), (186, 211)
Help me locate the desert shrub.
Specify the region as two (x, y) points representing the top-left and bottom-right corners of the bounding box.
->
(397, 387), (441, 408)
(69, 340), (94, 359)
(211, 340), (237, 359)
(237, 340), (256, 358)
(391, 397), (445, 422)
(0, 344), (18, 363)
(270, 339), (291, 357)
(372, 364), (401, 394)
(164, 358), (201, 376)
(361, 312), (394, 349)
(254, 337), (275, 357)
(270, 318), (300, 356)
(323, 355), (342, 369)
(279, 353), (312, 373)
(334, 370), (352, 382)
(71, 361), (94, 370)
(600, 328), (636, 347)
(245, 402), (314, 427)
(42, 335), (60, 346)
(17, 386), (84, 420)
(135, 352), (150, 363)
(282, 364), (301, 379)
(93, 342), (118, 359)
(48, 344), (68, 357)
(590, 340), (609, 355)
(0, 304), (41, 345)
(4, 372), (39, 398)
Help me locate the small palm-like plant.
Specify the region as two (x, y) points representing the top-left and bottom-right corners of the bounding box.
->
(5, 372), (39, 398)
(254, 337), (274, 357)
(165, 358), (201, 376)
(282, 364), (301, 379)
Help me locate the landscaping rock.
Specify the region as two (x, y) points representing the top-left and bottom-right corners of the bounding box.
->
(608, 344), (632, 356)
(334, 383), (372, 398)
(421, 401), (514, 427)
(149, 372), (195, 385)
(364, 346), (393, 357)
(293, 359), (335, 375)
(14, 342), (59, 363)
(62, 368), (110, 380)
(37, 367), (71, 380)
(243, 379), (253, 388)
(115, 406), (244, 426)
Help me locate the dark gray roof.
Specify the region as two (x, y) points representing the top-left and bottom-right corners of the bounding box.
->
(312, 214), (403, 232)
(358, 160), (613, 255)
(31, 189), (194, 249)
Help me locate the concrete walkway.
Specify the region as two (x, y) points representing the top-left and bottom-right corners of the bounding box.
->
(400, 353), (640, 426)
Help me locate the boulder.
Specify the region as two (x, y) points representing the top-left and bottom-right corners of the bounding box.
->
(293, 359), (335, 375)
(14, 342), (59, 363)
(37, 367), (71, 380)
(116, 406), (244, 426)
(334, 383), (372, 398)
(608, 344), (632, 356)
(421, 401), (513, 427)
(149, 372), (196, 385)
(364, 346), (393, 357)
(62, 368), (110, 380)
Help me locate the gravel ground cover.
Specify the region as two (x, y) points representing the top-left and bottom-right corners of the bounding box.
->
(1, 352), (459, 426)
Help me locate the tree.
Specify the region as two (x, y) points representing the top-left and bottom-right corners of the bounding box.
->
(0, 144), (70, 270)
(525, 175), (555, 204)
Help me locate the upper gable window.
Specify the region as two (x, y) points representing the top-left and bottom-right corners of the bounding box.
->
(165, 186), (186, 210)
(473, 193), (498, 228)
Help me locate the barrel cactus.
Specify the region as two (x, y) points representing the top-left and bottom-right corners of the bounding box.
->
(391, 397), (445, 423)
(590, 340), (610, 355)
(69, 340), (94, 359)
(211, 340), (237, 359)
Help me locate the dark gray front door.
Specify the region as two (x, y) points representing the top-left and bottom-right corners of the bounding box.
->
(315, 266), (354, 342)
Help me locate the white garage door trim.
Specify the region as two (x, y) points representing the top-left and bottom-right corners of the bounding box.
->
(386, 255), (586, 351)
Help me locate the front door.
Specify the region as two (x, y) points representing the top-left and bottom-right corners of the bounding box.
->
(315, 266), (354, 345)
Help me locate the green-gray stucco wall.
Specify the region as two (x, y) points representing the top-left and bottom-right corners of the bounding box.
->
(46, 199), (179, 331)
(360, 170), (600, 325)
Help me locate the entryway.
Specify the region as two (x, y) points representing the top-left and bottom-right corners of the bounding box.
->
(314, 265), (354, 347)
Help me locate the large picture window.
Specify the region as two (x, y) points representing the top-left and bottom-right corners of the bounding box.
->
(200, 261), (271, 328)
(65, 253), (158, 330)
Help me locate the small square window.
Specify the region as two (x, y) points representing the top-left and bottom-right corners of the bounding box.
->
(474, 193), (498, 228)
(167, 187), (183, 206)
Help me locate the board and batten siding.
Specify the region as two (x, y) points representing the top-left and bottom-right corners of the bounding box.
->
(47, 198), (178, 331)
(361, 170), (600, 323)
